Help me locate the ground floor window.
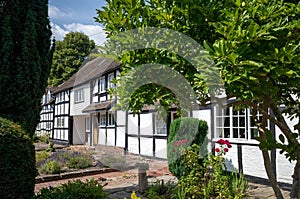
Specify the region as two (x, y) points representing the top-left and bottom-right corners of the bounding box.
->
(155, 113), (167, 135)
(57, 117), (65, 128)
(108, 112), (115, 126)
(99, 113), (106, 126)
(215, 106), (263, 140)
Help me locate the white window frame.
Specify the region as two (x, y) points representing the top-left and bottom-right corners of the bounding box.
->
(99, 113), (106, 126)
(99, 77), (106, 93)
(57, 117), (65, 128)
(108, 73), (115, 89)
(108, 112), (115, 126)
(154, 113), (167, 135)
(215, 106), (267, 141)
(74, 89), (84, 103)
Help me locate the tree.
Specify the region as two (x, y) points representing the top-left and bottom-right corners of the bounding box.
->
(0, 0), (53, 137)
(48, 32), (95, 86)
(96, 0), (300, 198)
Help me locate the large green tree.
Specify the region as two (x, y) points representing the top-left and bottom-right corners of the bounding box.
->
(96, 0), (300, 198)
(0, 0), (53, 137)
(48, 32), (95, 86)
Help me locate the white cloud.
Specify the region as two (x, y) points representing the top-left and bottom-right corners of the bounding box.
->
(50, 23), (107, 46)
(49, 5), (71, 19)
(64, 23), (107, 46)
(51, 23), (68, 41)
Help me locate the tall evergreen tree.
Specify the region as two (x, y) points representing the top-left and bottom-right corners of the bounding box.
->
(0, 0), (53, 137)
(48, 32), (95, 86)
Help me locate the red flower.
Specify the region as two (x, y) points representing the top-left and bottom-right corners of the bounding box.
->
(215, 148), (220, 153)
(183, 139), (188, 143)
(224, 148), (229, 152)
(216, 139), (225, 145)
(227, 143), (232, 148)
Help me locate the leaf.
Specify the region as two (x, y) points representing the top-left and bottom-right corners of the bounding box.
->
(279, 134), (285, 143)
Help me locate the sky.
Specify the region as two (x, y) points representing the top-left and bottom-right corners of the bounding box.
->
(49, 0), (107, 46)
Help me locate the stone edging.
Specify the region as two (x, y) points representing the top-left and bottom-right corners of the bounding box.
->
(36, 168), (116, 184)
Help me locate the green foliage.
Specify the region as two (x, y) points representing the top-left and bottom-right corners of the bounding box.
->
(0, 117), (36, 199)
(0, 0), (53, 137)
(48, 32), (95, 86)
(144, 180), (175, 199)
(36, 150), (50, 163)
(66, 155), (93, 169)
(201, 154), (248, 199)
(33, 133), (50, 143)
(34, 179), (108, 199)
(38, 160), (62, 174)
(37, 150), (94, 174)
(172, 144), (247, 199)
(167, 117), (208, 179)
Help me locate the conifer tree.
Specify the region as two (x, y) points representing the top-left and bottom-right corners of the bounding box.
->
(0, 0), (53, 137)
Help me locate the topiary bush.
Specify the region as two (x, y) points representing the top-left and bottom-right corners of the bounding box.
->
(167, 117), (208, 179)
(0, 117), (36, 199)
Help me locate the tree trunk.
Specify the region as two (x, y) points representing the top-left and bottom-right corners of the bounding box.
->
(291, 160), (300, 198)
(262, 150), (284, 199)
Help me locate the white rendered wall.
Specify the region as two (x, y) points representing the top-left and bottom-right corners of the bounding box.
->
(140, 113), (153, 136)
(106, 128), (115, 146)
(98, 128), (106, 145)
(116, 110), (126, 147)
(155, 139), (167, 159)
(140, 137), (153, 156)
(128, 114), (138, 135)
(70, 84), (90, 116)
(128, 136), (139, 154)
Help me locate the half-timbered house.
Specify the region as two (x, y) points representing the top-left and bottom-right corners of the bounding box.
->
(36, 56), (295, 184)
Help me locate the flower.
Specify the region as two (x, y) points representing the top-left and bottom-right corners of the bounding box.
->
(183, 139), (188, 143)
(215, 139), (231, 156)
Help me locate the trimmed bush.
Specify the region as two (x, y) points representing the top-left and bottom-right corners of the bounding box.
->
(0, 117), (36, 199)
(167, 117), (208, 179)
(34, 179), (108, 199)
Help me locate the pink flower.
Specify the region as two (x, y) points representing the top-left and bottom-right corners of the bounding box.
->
(183, 139), (188, 143)
(224, 148), (229, 153)
(215, 148), (220, 153)
(177, 140), (183, 146)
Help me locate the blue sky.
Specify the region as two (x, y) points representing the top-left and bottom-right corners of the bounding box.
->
(49, 0), (107, 45)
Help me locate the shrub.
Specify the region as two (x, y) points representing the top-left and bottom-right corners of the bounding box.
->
(36, 150), (50, 164)
(34, 179), (108, 199)
(0, 117), (36, 199)
(37, 150), (95, 174)
(167, 117), (208, 179)
(38, 160), (62, 174)
(174, 140), (248, 199)
(66, 156), (93, 169)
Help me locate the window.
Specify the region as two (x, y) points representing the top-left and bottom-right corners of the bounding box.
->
(155, 113), (167, 135)
(108, 73), (115, 89)
(99, 113), (106, 126)
(85, 117), (90, 132)
(57, 117), (64, 128)
(56, 92), (64, 103)
(108, 112), (115, 126)
(74, 89), (84, 103)
(215, 106), (263, 140)
(100, 77), (106, 93)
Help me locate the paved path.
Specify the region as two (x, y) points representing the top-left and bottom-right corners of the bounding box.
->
(35, 144), (292, 198)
